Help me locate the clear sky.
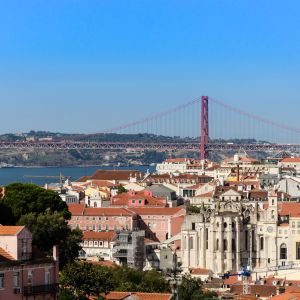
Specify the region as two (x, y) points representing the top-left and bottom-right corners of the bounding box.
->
(0, 0), (300, 135)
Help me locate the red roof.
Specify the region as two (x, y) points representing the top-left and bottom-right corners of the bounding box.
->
(84, 207), (135, 216)
(83, 231), (115, 241)
(190, 268), (211, 275)
(90, 170), (144, 181)
(0, 247), (15, 260)
(104, 291), (172, 300)
(129, 207), (185, 215)
(68, 204), (135, 216)
(0, 226), (24, 236)
(111, 190), (166, 207)
(281, 157), (300, 163)
(68, 203), (85, 215)
(279, 202), (300, 217)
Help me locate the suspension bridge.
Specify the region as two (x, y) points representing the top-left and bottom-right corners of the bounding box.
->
(1, 96), (300, 159)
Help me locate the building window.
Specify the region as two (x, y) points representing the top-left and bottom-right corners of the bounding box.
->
(216, 239), (219, 251)
(28, 270), (33, 285)
(260, 237), (264, 250)
(232, 239), (236, 252)
(224, 222), (227, 229)
(223, 239), (228, 251)
(0, 273), (4, 289)
(13, 272), (19, 287)
(86, 225), (89, 231)
(296, 243), (300, 260)
(22, 239), (28, 256)
(245, 230), (248, 251)
(292, 221), (295, 228)
(206, 228), (209, 250)
(45, 270), (50, 285)
(98, 224), (102, 231)
(280, 243), (287, 260)
(93, 224), (96, 231)
(190, 236), (194, 249)
(192, 222), (195, 230)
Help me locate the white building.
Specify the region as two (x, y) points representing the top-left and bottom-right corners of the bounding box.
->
(181, 191), (300, 276)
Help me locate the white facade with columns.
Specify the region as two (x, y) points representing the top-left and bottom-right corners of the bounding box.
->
(181, 192), (300, 276)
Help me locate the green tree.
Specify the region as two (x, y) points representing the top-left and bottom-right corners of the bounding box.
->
(117, 185), (127, 194)
(18, 210), (82, 268)
(60, 262), (114, 299)
(1, 183), (80, 268)
(3, 183), (70, 222)
(178, 275), (218, 300)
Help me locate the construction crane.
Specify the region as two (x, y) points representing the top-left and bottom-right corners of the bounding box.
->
(221, 266), (251, 295)
(23, 173), (71, 186)
(221, 263), (300, 295)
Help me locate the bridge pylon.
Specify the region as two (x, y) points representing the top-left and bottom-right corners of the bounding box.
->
(200, 96), (209, 160)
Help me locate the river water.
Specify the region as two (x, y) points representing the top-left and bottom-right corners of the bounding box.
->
(0, 165), (155, 186)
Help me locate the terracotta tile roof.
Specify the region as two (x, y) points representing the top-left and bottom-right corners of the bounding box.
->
(230, 284), (276, 297)
(83, 231), (115, 241)
(0, 247), (15, 260)
(197, 191), (214, 197)
(90, 170), (144, 181)
(205, 164), (220, 171)
(165, 158), (189, 163)
(185, 183), (204, 190)
(75, 176), (91, 182)
(85, 260), (117, 268)
(129, 207), (185, 215)
(270, 291), (300, 300)
(104, 292), (172, 300)
(278, 202), (300, 217)
(68, 203), (85, 215)
(0, 226), (24, 235)
(281, 158), (300, 163)
(189, 268), (211, 275)
(111, 190), (166, 207)
(84, 207), (134, 216)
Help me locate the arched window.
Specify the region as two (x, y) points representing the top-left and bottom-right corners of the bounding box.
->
(223, 239), (228, 251)
(296, 243), (300, 260)
(183, 236), (187, 249)
(190, 236), (194, 249)
(271, 210), (275, 219)
(216, 239), (219, 251)
(232, 239), (236, 252)
(280, 243), (287, 260)
(260, 237), (264, 250)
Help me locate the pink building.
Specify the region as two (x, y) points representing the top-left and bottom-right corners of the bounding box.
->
(110, 190), (167, 208)
(130, 207), (186, 242)
(68, 204), (138, 231)
(0, 226), (59, 300)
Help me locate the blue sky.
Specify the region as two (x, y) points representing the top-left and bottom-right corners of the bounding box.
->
(0, 0), (300, 137)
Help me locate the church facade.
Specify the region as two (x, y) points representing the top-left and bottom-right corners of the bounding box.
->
(181, 190), (300, 275)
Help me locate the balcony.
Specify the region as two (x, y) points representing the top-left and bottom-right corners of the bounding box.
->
(23, 283), (59, 296)
(112, 249), (128, 258)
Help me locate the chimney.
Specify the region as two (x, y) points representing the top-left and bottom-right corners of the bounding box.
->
(53, 245), (59, 262)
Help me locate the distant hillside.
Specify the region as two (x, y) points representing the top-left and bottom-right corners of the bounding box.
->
(0, 131), (268, 167)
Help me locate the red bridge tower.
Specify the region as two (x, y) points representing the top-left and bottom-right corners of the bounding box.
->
(200, 96), (209, 160)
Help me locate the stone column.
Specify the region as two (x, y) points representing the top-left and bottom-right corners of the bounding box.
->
(200, 226), (205, 268)
(236, 217), (241, 271)
(227, 218), (233, 271)
(217, 217), (224, 273)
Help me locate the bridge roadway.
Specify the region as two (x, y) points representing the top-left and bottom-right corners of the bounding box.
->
(0, 141), (300, 152)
